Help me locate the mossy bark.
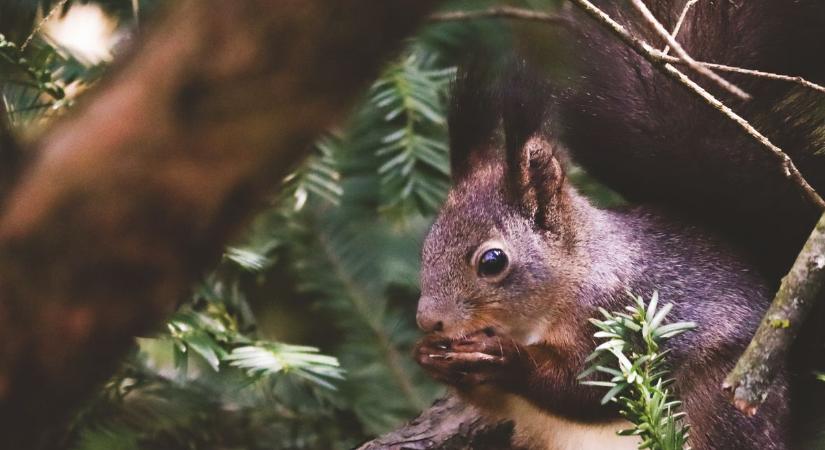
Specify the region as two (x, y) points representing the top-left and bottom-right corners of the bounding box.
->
(723, 212), (825, 415)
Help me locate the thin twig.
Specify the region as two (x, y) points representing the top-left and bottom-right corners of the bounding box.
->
(429, 6), (566, 24)
(663, 0), (697, 55)
(667, 57), (825, 95)
(567, 0), (825, 209)
(630, 0), (750, 100)
(21, 0), (70, 51)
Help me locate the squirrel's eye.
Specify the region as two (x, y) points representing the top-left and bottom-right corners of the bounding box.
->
(478, 248), (508, 278)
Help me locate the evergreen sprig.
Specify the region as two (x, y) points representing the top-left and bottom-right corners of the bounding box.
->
(226, 343), (345, 390)
(281, 136), (344, 211)
(579, 292), (696, 450)
(366, 48), (455, 215)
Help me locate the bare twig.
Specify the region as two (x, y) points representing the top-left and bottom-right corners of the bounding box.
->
(568, 0), (825, 210)
(630, 0), (749, 100)
(21, 0), (69, 50)
(663, 0), (697, 55)
(723, 213), (825, 415)
(430, 6), (565, 24)
(665, 57), (825, 95)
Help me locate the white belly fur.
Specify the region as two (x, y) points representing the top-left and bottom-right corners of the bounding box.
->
(500, 394), (640, 450)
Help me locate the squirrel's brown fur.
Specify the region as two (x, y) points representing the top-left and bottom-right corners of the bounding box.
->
(414, 0), (825, 447)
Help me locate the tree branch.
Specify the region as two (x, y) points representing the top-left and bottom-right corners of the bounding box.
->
(722, 212), (825, 415)
(629, 0), (750, 100)
(567, 0), (825, 210)
(356, 395), (521, 450)
(0, 0), (442, 447)
(429, 6), (566, 25)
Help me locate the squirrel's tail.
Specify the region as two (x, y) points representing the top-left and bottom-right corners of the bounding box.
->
(559, 0), (825, 277)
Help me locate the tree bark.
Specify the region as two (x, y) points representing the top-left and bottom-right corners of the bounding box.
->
(723, 212), (825, 415)
(0, 1), (441, 448)
(357, 396), (520, 450)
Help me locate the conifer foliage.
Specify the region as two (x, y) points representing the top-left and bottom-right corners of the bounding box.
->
(580, 293), (695, 450)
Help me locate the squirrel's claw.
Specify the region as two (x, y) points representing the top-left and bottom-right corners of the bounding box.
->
(414, 332), (522, 387)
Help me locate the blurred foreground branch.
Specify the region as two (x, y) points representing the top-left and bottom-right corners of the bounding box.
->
(0, 0), (441, 447)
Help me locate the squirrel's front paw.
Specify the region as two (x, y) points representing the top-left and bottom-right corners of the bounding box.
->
(414, 331), (522, 387)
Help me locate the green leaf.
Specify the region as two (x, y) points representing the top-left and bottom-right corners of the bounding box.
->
(184, 332), (222, 372)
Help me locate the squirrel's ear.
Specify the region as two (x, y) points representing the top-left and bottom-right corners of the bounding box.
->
(506, 134), (566, 230)
(501, 65), (565, 230)
(448, 67), (500, 182)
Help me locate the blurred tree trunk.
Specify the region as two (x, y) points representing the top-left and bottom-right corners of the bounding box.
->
(0, 100), (22, 200)
(0, 1), (441, 448)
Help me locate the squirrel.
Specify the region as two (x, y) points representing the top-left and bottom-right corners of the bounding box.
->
(414, 1), (825, 449)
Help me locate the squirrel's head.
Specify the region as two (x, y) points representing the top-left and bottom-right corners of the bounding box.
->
(417, 65), (587, 343)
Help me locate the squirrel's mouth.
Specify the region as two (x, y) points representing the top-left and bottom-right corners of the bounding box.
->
(420, 327), (500, 350)
(423, 325), (496, 343)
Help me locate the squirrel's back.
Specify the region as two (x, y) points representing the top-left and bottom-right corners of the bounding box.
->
(559, 0), (825, 277)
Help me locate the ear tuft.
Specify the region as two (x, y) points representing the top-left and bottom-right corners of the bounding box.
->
(501, 63), (553, 154)
(500, 63), (566, 230)
(447, 60), (566, 229)
(448, 65), (501, 182)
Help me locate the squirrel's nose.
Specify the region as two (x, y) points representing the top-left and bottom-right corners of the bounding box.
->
(416, 297), (450, 333)
(417, 315), (443, 333)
